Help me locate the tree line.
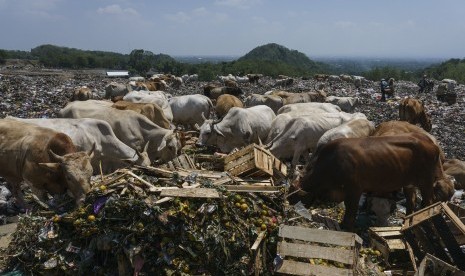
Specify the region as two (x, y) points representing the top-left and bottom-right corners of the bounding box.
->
(1, 44), (464, 83)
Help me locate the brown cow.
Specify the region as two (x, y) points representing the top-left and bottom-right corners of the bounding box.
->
(399, 97), (432, 132)
(443, 159), (465, 190)
(136, 80), (167, 91)
(373, 120), (444, 162)
(215, 94), (243, 118)
(0, 119), (94, 209)
(71, 86), (92, 101)
(293, 132), (453, 231)
(112, 100), (171, 129)
(224, 79), (238, 88)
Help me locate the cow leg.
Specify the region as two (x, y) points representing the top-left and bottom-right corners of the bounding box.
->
(341, 191), (361, 232)
(403, 186), (416, 214)
(418, 185), (434, 209)
(5, 179), (28, 211)
(291, 147), (305, 168)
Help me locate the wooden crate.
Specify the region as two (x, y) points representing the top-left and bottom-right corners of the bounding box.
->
(368, 226), (415, 271)
(416, 253), (465, 276)
(402, 202), (465, 271)
(161, 154), (197, 170)
(275, 225), (362, 276)
(224, 144), (287, 179)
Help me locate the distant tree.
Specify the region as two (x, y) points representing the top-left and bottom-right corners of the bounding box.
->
(0, 50), (6, 64)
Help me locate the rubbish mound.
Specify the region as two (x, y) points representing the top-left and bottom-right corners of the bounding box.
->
(3, 167), (284, 275)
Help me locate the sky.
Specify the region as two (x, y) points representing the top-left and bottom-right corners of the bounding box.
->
(1, 0), (464, 59)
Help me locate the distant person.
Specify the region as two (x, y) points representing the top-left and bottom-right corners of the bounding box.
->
(379, 78), (390, 102)
(418, 74), (428, 93)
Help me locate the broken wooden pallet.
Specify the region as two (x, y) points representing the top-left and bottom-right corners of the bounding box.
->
(368, 226), (415, 271)
(402, 202), (465, 271)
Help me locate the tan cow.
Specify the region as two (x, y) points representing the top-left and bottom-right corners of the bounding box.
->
(215, 94), (243, 118)
(443, 159), (465, 190)
(0, 119), (94, 209)
(112, 100), (171, 129)
(399, 97), (432, 132)
(71, 86), (92, 101)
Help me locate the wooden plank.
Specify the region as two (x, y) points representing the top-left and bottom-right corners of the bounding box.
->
(251, 231), (266, 251)
(278, 241), (354, 265)
(278, 225), (361, 247)
(160, 188), (220, 199)
(224, 144), (256, 163)
(403, 228), (424, 264)
(431, 214), (465, 271)
(223, 185), (280, 193)
(0, 223), (17, 249)
(385, 239), (407, 250)
(276, 260), (352, 276)
(225, 152), (253, 171)
(148, 186), (179, 193)
(420, 218), (451, 264)
(403, 202), (443, 228)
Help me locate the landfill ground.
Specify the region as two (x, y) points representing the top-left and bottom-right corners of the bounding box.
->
(0, 64), (464, 275)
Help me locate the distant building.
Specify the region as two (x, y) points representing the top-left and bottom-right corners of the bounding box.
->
(106, 71), (129, 78)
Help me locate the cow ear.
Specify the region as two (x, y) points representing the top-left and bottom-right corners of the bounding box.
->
(38, 162), (60, 173)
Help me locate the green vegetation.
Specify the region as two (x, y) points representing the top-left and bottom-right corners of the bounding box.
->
(1, 44), (464, 83)
(424, 58), (465, 83)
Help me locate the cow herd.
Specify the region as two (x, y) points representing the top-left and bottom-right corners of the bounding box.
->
(0, 72), (462, 233)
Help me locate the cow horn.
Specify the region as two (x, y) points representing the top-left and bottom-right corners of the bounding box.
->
(213, 125), (225, 137)
(201, 112), (206, 121)
(88, 143), (96, 159)
(194, 123), (200, 131)
(258, 137), (264, 147)
(142, 141), (150, 153)
(49, 149), (64, 162)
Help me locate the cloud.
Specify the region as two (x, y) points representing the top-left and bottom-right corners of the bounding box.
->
(214, 0), (262, 9)
(97, 4), (138, 16)
(165, 11), (190, 23)
(334, 21), (357, 29)
(165, 7), (215, 23)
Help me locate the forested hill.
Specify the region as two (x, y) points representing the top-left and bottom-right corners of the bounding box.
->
(238, 43), (329, 73)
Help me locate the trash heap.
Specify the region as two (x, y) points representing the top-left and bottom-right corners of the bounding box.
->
(3, 167), (285, 275)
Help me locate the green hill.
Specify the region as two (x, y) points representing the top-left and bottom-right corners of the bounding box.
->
(237, 43), (328, 74)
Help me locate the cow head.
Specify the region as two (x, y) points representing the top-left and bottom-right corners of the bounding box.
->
(196, 117), (223, 148)
(151, 130), (181, 163)
(433, 175), (455, 203)
(39, 144), (95, 206)
(419, 111), (433, 132)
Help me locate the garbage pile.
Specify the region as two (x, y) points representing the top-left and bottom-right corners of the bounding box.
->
(2, 167), (285, 275)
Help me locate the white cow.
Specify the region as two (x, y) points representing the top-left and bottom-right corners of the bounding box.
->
(197, 105), (276, 153)
(277, 102), (342, 116)
(325, 96), (360, 113)
(315, 118), (375, 151)
(104, 82), (130, 99)
(123, 90), (173, 122)
(8, 117), (151, 174)
(169, 94), (214, 127)
(58, 101), (181, 164)
(265, 112), (367, 167)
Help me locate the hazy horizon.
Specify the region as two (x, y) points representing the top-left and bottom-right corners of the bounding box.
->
(1, 1), (464, 60)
